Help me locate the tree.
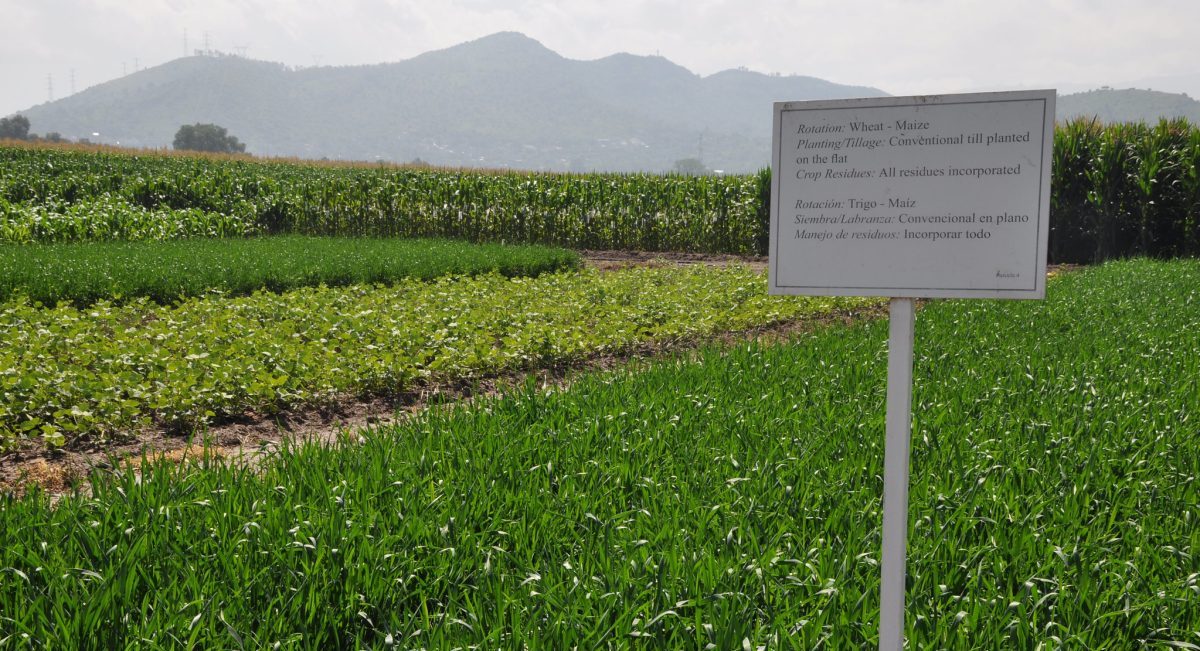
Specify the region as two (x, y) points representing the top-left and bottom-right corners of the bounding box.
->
(0, 114), (31, 140)
(173, 123), (247, 153)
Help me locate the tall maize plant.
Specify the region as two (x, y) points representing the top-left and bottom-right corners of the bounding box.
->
(1185, 127), (1200, 255)
(1130, 120), (1195, 258)
(1050, 119), (1098, 262)
(1085, 122), (1135, 262)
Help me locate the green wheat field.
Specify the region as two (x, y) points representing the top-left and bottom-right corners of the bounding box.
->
(2, 259), (1196, 648)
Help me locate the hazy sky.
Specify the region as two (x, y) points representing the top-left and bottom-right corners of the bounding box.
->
(2, 0), (1198, 117)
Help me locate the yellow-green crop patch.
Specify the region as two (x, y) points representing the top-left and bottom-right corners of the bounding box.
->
(0, 266), (870, 448)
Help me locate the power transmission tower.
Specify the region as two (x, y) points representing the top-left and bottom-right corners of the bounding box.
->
(47, 74), (54, 102)
(70, 69), (75, 95)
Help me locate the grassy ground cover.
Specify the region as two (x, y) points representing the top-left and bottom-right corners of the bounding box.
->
(0, 236), (580, 305)
(1, 259), (1196, 647)
(0, 266), (868, 448)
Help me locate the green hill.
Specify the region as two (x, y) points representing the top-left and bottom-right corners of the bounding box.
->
(1057, 87), (1200, 124)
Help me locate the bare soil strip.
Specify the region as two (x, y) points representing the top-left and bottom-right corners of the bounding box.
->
(580, 249), (767, 271)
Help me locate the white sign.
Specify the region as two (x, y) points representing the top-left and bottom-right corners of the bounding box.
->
(769, 90), (1054, 299)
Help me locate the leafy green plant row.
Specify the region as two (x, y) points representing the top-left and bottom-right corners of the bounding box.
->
(0, 236), (580, 305)
(0, 266), (870, 448)
(2, 259), (1196, 648)
(0, 191), (260, 242)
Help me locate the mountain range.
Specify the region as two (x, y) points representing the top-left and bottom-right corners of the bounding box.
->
(14, 32), (886, 173)
(12, 32), (1199, 172)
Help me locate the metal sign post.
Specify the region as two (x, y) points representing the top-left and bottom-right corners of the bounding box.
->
(879, 297), (915, 650)
(767, 90), (1055, 649)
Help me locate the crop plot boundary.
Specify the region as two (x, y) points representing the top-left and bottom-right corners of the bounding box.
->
(0, 263), (1078, 498)
(0, 300), (885, 499)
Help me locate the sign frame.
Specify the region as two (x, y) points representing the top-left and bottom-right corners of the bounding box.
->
(769, 90), (1055, 300)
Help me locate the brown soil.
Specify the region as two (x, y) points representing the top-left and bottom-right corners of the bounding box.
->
(580, 249), (767, 272)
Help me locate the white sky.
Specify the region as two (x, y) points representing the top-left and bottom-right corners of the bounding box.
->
(2, 0), (1198, 117)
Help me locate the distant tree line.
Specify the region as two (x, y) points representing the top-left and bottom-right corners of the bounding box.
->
(0, 114), (65, 143)
(2, 114), (248, 153)
(0, 115), (29, 139)
(173, 123), (246, 154)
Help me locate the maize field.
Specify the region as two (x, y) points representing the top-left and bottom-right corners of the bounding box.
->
(3, 118), (1198, 261)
